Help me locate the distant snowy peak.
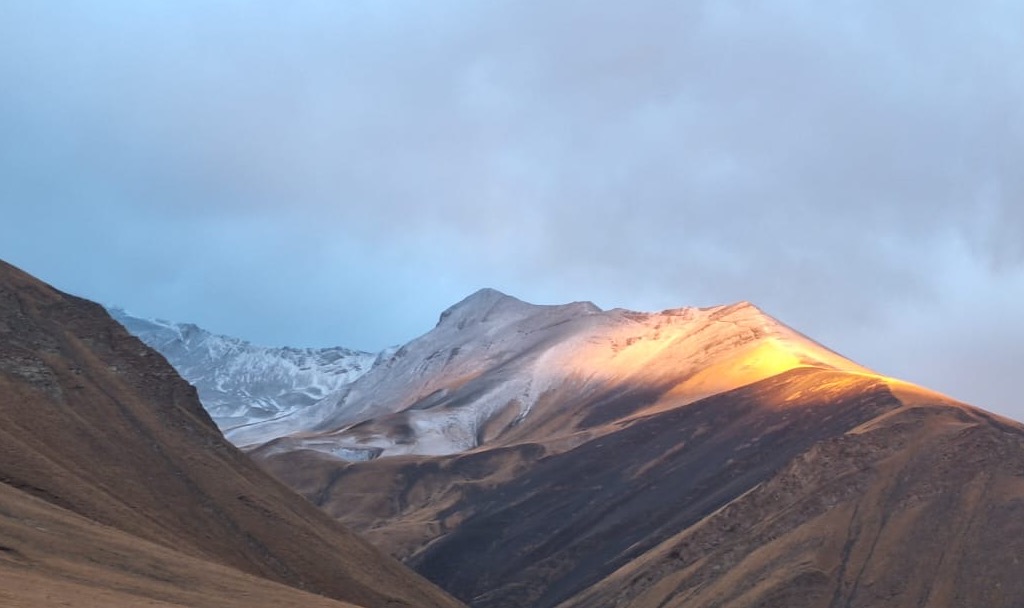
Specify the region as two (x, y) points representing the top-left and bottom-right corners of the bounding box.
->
(106, 307), (377, 430)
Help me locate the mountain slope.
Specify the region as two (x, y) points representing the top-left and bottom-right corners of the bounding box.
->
(560, 386), (1024, 608)
(0, 481), (361, 608)
(0, 259), (463, 608)
(243, 289), (1024, 608)
(107, 307), (376, 430)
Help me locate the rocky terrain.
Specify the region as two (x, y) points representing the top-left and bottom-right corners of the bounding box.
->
(0, 260), (462, 608)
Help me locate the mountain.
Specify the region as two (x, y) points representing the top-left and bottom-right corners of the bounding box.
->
(235, 289), (1024, 608)
(229, 288), (871, 454)
(0, 260), (463, 608)
(106, 307), (376, 430)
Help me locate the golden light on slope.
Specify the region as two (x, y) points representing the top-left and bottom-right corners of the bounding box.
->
(668, 339), (808, 401)
(562, 313), (856, 377)
(551, 306), (889, 419)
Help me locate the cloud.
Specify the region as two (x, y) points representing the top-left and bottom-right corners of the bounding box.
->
(0, 1), (1022, 415)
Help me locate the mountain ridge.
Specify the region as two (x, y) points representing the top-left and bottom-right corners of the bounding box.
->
(105, 283), (1024, 607)
(229, 292), (878, 458)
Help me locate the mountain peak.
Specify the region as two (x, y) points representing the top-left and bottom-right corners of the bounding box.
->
(105, 306), (377, 430)
(459, 287), (521, 308)
(436, 289), (603, 330)
(436, 288), (530, 328)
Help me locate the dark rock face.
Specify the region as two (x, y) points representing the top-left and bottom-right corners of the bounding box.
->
(0, 260), (463, 608)
(564, 402), (1024, 608)
(410, 369), (899, 608)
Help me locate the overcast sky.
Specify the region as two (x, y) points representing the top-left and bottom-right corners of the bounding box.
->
(1, 1), (1021, 419)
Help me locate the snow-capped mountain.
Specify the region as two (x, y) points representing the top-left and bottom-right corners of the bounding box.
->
(100, 287), (1024, 608)
(107, 307), (377, 430)
(243, 288), (1024, 608)
(231, 288), (876, 458)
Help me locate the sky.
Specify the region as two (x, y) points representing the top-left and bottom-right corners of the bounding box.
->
(1, 1), (1022, 419)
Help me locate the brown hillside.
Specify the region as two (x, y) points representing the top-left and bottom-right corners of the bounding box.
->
(0, 259), (463, 608)
(0, 480), (361, 608)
